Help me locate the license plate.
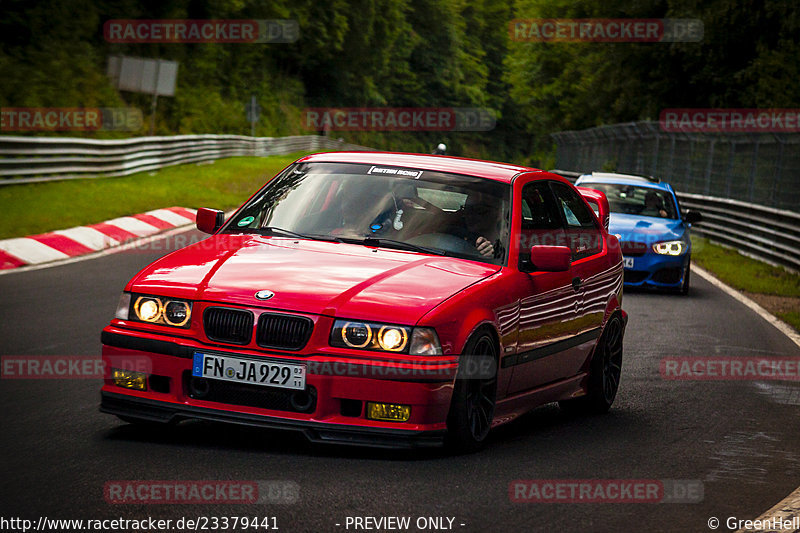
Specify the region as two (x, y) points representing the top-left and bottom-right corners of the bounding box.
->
(623, 256), (635, 268)
(192, 352), (306, 390)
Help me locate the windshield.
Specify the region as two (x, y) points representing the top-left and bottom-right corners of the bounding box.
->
(581, 183), (678, 219)
(224, 162), (511, 265)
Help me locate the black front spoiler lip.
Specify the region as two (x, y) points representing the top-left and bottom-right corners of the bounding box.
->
(100, 391), (445, 449)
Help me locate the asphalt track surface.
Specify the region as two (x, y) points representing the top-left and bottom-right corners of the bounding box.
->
(1, 229), (799, 533)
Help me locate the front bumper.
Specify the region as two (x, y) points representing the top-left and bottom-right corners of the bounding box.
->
(621, 251), (689, 290)
(100, 392), (446, 448)
(100, 327), (456, 449)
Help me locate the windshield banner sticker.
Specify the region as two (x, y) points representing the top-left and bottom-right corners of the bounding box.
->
(367, 166), (423, 179)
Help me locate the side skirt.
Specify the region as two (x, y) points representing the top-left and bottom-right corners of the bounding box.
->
(491, 373), (588, 427)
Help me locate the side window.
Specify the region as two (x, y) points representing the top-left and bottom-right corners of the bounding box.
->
(521, 182), (562, 231)
(518, 182), (567, 267)
(552, 183), (598, 229)
(550, 182), (603, 259)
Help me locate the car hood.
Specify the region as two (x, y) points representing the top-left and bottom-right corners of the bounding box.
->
(608, 213), (685, 242)
(128, 234), (500, 325)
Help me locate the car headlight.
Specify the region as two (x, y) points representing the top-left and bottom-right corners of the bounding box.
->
(330, 320), (442, 355)
(122, 292), (193, 328)
(115, 292), (131, 320)
(653, 240), (685, 256)
(409, 328), (443, 355)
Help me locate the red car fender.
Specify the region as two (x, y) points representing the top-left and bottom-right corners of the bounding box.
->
(416, 271), (509, 357)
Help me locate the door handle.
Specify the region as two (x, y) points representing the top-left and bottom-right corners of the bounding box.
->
(572, 277), (582, 292)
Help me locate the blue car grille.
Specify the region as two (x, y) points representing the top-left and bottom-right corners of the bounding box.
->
(620, 241), (647, 256)
(624, 270), (649, 283)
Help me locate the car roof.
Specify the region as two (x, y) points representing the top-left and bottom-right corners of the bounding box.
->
(296, 151), (538, 183)
(578, 172), (672, 191)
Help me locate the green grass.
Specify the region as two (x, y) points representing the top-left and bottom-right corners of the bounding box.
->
(777, 311), (800, 332)
(692, 237), (800, 297)
(0, 154), (309, 239)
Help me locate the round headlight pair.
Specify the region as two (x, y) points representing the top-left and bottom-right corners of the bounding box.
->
(133, 296), (191, 327)
(340, 322), (408, 352)
(653, 241), (685, 256)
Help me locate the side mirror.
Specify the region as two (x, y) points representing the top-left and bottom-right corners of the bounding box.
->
(684, 210), (702, 224)
(576, 187), (610, 230)
(523, 245), (572, 273)
(196, 208), (225, 234)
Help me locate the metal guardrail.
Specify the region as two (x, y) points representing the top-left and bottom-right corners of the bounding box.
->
(676, 192), (800, 272)
(0, 134), (374, 185)
(4, 135), (795, 271)
(549, 168), (799, 272)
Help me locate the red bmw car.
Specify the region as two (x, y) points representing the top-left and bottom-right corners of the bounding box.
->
(101, 152), (627, 452)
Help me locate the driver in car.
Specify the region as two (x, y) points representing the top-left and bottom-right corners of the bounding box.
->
(452, 192), (503, 258)
(642, 190), (668, 218)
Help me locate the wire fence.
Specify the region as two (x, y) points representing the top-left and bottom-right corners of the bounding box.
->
(552, 121), (800, 212)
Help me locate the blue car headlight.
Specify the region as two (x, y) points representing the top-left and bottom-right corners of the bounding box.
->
(652, 240), (685, 256)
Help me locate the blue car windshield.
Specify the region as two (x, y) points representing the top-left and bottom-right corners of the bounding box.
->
(582, 183), (678, 219)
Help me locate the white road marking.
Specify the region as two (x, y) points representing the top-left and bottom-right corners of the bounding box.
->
(0, 224), (196, 275)
(53, 226), (118, 251)
(693, 264), (800, 532)
(103, 216), (161, 237)
(735, 485), (800, 532)
(145, 208), (195, 226)
(692, 264), (800, 349)
(0, 209), (234, 276)
(0, 238), (69, 264)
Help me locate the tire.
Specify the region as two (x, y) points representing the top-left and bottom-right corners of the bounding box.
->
(680, 260), (691, 295)
(445, 330), (498, 453)
(559, 315), (624, 415)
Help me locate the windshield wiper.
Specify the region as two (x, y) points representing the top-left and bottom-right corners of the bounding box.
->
(340, 236), (446, 256)
(256, 226), (343, 243)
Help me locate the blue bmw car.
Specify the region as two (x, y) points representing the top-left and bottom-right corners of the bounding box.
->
(575, 172), (702, 294)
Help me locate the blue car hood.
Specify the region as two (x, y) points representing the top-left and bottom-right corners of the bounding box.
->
(609, 213), (685, 242)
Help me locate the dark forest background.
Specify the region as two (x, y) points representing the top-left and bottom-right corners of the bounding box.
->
(2, 0), (798, 166)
